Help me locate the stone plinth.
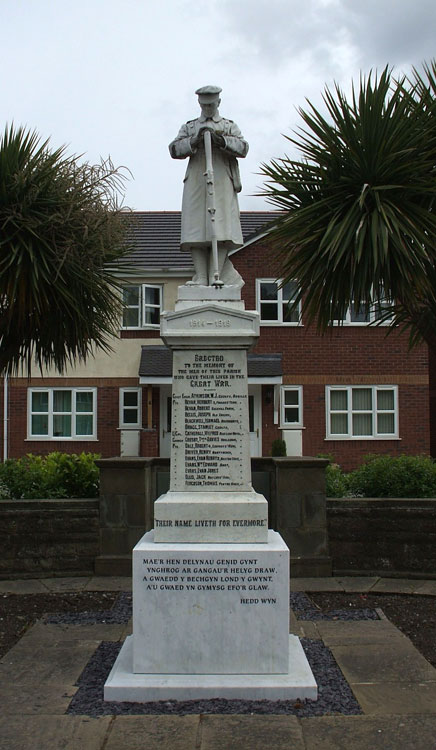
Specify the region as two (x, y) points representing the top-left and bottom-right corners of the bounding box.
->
(104, 529), (317, 701)
(154, 491), (268, 543)
(104, 635), (316, 702)
(133, 530), (288, 674)
(157, 295), (266, 545)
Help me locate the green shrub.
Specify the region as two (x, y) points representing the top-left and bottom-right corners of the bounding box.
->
(271, 439), (287, 457)
(325, 462), (350, 497)
(0, 452), (100, 499)
(316, 453), (349, 497)
(347, 454), (436, 498)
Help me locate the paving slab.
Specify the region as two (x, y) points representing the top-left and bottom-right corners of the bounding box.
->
(0, 715), (112, 750)
(290, 577), (343, 592)
(316, 619), (407, 646)
(40, 577), (92, 592)
(85, 576), (132, 592)
(120, 619), (133, 639)
(335, 576), (380, 592)
(200, 715), (305, 750)
(330, 641), (436, 684)
(289, 613), (321, 640)
(371, 578), (418, 594)
(413, 579), (436, 596)
(0, 579), (49, 594)
(105, 716), (199, 750)
(0, 639), (100, 685)
(0, 683), (78, 715)
(300, 715), (436, 749)
(19, 621), (127, 643)
(351, 681), (436, 715)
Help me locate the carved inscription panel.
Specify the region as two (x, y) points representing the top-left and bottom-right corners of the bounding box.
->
(170, 349), (251, 491)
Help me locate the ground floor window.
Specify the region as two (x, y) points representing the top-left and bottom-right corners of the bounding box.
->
(28, 388), (96, 439)
(119, 388), (142, 428)
(280, 386), (303, 427)
(326, 385), (398, 439)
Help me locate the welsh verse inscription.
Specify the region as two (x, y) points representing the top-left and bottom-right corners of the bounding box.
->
(170, 349), (251, 491)
(142, 556), (277, 603)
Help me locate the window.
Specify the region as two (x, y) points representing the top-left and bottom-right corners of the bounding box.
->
(256, 279), (301, 325)
(120, 388), (142, 428)
(29, 388), (96, 439)
(280, 386), (303, 427)
(121, 284), (162, 328)
(326, 386), (398, 439)
(332, 290), (392, 325)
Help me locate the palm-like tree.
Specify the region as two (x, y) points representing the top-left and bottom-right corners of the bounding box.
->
(260, 62), (436, 349)
(0, 125), (131, 374)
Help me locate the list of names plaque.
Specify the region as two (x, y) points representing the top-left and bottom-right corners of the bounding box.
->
(170, 349), (251, 491)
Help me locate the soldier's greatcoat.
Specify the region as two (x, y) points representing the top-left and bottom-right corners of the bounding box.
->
(169, 113), (248, 250)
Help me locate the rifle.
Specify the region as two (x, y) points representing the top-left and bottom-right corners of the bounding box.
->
(203, 129), (224, 288)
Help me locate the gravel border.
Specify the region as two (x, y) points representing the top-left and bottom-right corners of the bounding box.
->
(290, 592), (380, 621)
(44, 592), (133, 625)
(42, 591), (380, 717)
(67, 638), (362, 717)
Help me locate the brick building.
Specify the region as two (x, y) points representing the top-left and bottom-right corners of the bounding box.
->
(0, 211), (430, 470)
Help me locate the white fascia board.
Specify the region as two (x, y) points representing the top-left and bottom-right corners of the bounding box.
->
(248, 376), (282, 384)
(139, 376), (172, 384)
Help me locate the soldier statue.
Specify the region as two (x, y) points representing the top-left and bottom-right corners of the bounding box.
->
(169, 85), (248, 287)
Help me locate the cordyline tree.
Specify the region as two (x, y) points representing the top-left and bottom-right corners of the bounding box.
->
(260, 61), (436, 351)
(0, 124), (132, 375)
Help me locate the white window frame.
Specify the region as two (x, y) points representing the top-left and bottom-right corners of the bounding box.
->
(325, 385), (398, 440)
(280, 386), (303, 428)
(28, 387), (97, 440)
(121, 283), (162, 329)
(332, 291), (392, 326)
(119, 387), (142, 428)
(256, 278), (302, 326)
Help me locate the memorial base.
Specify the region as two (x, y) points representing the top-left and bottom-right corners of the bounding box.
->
(104, 530), (317, 703)
(104, 634), (317, 702)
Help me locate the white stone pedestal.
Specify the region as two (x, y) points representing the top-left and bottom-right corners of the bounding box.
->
(104, 634), (316, 701)
(104, 530), (317, 702)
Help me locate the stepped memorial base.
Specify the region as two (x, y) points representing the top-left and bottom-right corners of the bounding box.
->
(104, 634), (317, 702)
(104, 530), (317, 702)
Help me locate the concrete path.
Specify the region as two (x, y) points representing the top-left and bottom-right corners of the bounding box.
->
(0, 576), (435, 749)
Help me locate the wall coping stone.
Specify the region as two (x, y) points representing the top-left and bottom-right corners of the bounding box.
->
(328, 497), (436, 504)
(0, 498), (99, 510)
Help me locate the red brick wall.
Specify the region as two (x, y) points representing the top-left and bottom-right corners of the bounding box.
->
(233, 240), (430, 470)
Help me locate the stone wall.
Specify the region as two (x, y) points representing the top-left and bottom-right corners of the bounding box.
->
(95, 456), (332, 577)
(2, 492), (436, 580)
(0, 498), (99, 579)
(328, 498), (436, 577)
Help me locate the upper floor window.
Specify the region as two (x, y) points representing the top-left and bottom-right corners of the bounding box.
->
(326, 385), (398, 439)
(28, 388), (96, 439)
(332, 292), (392, 326)
(119, 388), (142, 428)
(121, 284), (162, 329)
(256, 279), (301, 325)
(280, 386), (303, 427)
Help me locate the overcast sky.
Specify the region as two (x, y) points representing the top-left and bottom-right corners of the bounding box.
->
(2, 0), (435, 211)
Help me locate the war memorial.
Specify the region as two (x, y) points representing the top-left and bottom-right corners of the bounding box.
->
(104, 86), (317, 701)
